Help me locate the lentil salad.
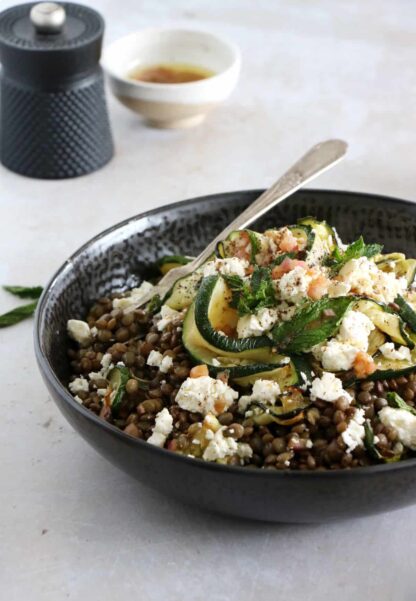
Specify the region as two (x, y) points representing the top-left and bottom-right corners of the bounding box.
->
(66, 218), (416, 470)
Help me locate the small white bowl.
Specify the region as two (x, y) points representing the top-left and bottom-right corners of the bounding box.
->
(102, 28), (241, 128)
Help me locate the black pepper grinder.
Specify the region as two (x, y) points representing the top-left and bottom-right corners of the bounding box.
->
(0, 2), (113, 179)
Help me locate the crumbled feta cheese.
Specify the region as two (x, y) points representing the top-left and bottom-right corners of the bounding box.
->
(160, 356), (173, 373)
(238, 379), (281, 413)
(147, 408), (173, 447)
(379, 406), (416, 450)
(327, 280), (351, 298)
(203, 257), (249, 278)
(236, 313), (264, 338)
(157, 305), (184, 331)
(175, 376), (238, 415)
(147, 350), (163, 367)
(312, 310), (374, 372)
(337, 310), (374, 352)
(202, 426), (253, 462)
(379, 342), (411, 362)
(112, 281), (154, 311)
(73, 395), (84, 404)
(305, 237), (327, 267)
(99, 353), (114, 378)
(310, 371), (352, 403)
(88, 353), (114, 383)
(313, 339), (358, 371)
(101, 353), (113, 371)
(278, 266), (311, 303)
(89, 371), (103, 383)
(341, 408), (365, 452)
(236, 305), (292, 338)
(69, 377), (89, 395)
(67, 319), (93, 346)
(339, 257), (407, 303)
(147, 350), (173, 373)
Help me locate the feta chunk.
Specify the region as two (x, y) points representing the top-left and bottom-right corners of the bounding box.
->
(88, 353), (114, 383)
(339, 257), (407, 304)
(379, 342), (411, 362)
(310, 371), (352, 403)
(157, 305), (184, 331)
(147, 408), (173, 447)
(313, 339), (358, 371)
(379, 407), (416, 450)
(337, 310), (374, 352)
(327, 280), (351, 298)
(175, 376), (238, 415)
(67, 319), (93, 346)
(278, 266), (311, 303)
(238, 379), (281, 413)
(112, 281), (154, 311)
(202, 426), (253, 462)
(236, 313), (264, 338)
(147, 350), (173, 373)
(147, 350), (163, 367)
(69, 377), (89, 395)
(312, 310), (374, 372)
(236, 305), (293, 338)
(341, 408), (365, 452)
(101, 353), (113, 371)
(160, 355), (173, 373)
(202, 257), (249, 278)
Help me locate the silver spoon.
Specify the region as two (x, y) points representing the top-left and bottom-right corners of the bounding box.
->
(132, 138), (347, 309)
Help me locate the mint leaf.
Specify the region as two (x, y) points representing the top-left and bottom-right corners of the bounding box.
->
(271, 252), (296, 266)
(325, 237), (383, 272)
(364, 421), (383, 460)
(223, 267), (276, 316)
(386, 392), (416, 416)
(271, 297), (353, 353)
(4, 285), (43, 299)
(0, 301), (38, 328)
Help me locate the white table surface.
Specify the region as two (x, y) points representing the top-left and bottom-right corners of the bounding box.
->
(1, 1), (416, 599)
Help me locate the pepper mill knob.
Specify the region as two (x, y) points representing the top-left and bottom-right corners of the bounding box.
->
(30, 2), (66, 34)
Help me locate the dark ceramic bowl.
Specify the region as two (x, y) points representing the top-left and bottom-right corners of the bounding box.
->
(35, 189), (416, 523)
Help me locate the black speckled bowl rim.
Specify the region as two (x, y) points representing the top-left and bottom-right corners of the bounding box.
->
(34, 188), (416, 480)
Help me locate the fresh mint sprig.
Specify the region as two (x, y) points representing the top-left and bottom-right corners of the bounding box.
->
(271, 296), (354, 353)
(0, 285), (43, 328)
(223, 266), (276, 316)
(325, 237), (383, 272)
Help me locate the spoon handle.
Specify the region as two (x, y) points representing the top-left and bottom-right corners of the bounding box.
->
(190, 138), (347, 268)
(130, 138), (348, 310)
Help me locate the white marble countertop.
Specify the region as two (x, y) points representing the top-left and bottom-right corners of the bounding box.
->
(1, 1), (416, 599)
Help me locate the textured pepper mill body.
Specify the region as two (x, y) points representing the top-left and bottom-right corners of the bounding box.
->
(0, 2), (114, 179)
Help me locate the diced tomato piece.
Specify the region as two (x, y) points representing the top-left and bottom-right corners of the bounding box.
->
(279, 229), (299, 252)
(353, 352), (376, 378)
(307, 274), (330, 300)
(214, 399), (227, 414)
(271, 257), (307, 279)
(234, 231), (251, 260)
(190, 364), (209, 378)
